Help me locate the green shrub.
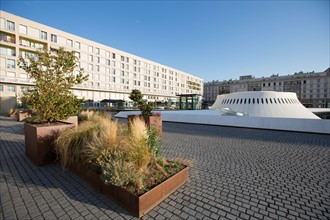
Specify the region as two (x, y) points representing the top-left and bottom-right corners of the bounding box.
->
(18, 47), (88, 123)
(129, 89), (153, 117)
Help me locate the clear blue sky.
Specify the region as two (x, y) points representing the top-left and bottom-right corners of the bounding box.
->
(1, 0), (329, 82)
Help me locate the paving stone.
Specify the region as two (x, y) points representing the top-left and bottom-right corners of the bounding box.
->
(1, 117), (330, 220)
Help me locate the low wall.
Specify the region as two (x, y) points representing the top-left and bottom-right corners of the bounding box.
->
(115, 110), (330, 134)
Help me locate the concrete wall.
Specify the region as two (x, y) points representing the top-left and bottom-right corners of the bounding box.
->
(115, 110), (330, 134)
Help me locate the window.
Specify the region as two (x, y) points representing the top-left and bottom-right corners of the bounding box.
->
(121, 56), (125, 61)
(7, 59), (15, 68)
(106, 51), (110, 58)
(75, 52), (80, 58)
(112, 53), (116, 59)
(51, 34), (57, 43)
(88, 64), (93, 71)
(96, 65), (100, 72)
(106, 68), (110, 74)
(75, 42), (80, 49)
(19, 25), (27, 34)
(0, 85), (3, 92)
(257, 98), (259, 104)
(20, 73), (28, 78)
(126, 57), (129, 63)
(95, 47), (100, 55)
(21, 86), (28, 93)
(7, 72), (15, 77)
(67, 39), (73, 47)
(0, 46), (15, 56)
(7, 85), (15, 92)
(89, 55), (93, 62)
(106, 59), (110, 66)
(96, 57), (100, 63)
(40, 31), (47, 40)
(7, 21), (15, 31)
(88, 46), (93, 53)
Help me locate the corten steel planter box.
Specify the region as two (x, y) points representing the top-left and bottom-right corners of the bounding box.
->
(128, 114), (162, 136)
(60, 116), (78, 128)
(24, 122), (74, 166)
(18, 110), (32, 122)
(70, 163), (189, 218)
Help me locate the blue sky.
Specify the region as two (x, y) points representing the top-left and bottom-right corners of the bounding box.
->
(1, 1), (329, 82)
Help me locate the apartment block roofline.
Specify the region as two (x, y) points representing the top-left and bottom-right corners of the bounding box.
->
(0, 10), (202, 80)
(205, 68), (329, 84)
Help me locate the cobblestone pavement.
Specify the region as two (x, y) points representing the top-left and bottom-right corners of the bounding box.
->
(1, 116), (329, 220)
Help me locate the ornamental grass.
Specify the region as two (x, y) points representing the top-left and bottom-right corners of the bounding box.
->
(55, 112), (183, 195)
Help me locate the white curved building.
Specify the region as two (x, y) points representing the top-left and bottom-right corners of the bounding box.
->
(117, 91), (330, 133)
(210, 91), (320, 119)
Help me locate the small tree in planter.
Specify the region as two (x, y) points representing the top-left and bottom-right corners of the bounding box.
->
(18, 47), (88, 166)
(129, 89), (162, 135)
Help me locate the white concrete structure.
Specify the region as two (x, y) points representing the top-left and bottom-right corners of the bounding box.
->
(115, 110), (330, 134)
(0, 10), (203, 114)
(210, 91), (321, 119)
(116, 92), (330, 134)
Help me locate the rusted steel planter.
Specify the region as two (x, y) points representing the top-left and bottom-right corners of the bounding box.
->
(18, 110), (32, 122)
(60, 116), (78, 128)
(70, 163), (189, 218)
(24, 122), (74, 166)
(128, 114), (162, 136)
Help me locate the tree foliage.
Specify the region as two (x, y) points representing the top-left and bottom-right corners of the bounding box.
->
(129, 89), (153, 117)
(18, 47), (88, 123)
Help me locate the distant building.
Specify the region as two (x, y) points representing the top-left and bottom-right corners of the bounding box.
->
(204, 68), (330, 108)
(0, 11), (203, 114)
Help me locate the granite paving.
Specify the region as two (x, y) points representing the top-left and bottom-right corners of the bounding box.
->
(1, 116), (329, 219)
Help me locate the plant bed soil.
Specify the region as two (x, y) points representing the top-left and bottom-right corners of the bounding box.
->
(70, 163), (189, 218)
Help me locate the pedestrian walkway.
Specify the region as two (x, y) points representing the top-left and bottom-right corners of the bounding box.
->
(1, 116), (329, 219)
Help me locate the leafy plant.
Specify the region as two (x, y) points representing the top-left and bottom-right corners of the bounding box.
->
(148, 126), (161, 157)
(129, 89), (154, 117)
(18, 47), (88, 123)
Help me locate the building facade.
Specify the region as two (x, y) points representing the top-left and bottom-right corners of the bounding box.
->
(204, 69), (330, 108)
(0, 11), (203, 114)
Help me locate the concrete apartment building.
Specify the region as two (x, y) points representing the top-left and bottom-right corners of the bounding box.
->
(204, 68), (330, 108)
(0, 11), (203, 114)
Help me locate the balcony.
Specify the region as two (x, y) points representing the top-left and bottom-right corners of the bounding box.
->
(0, 32), (16, 44)
(19, 37), (46, 50)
